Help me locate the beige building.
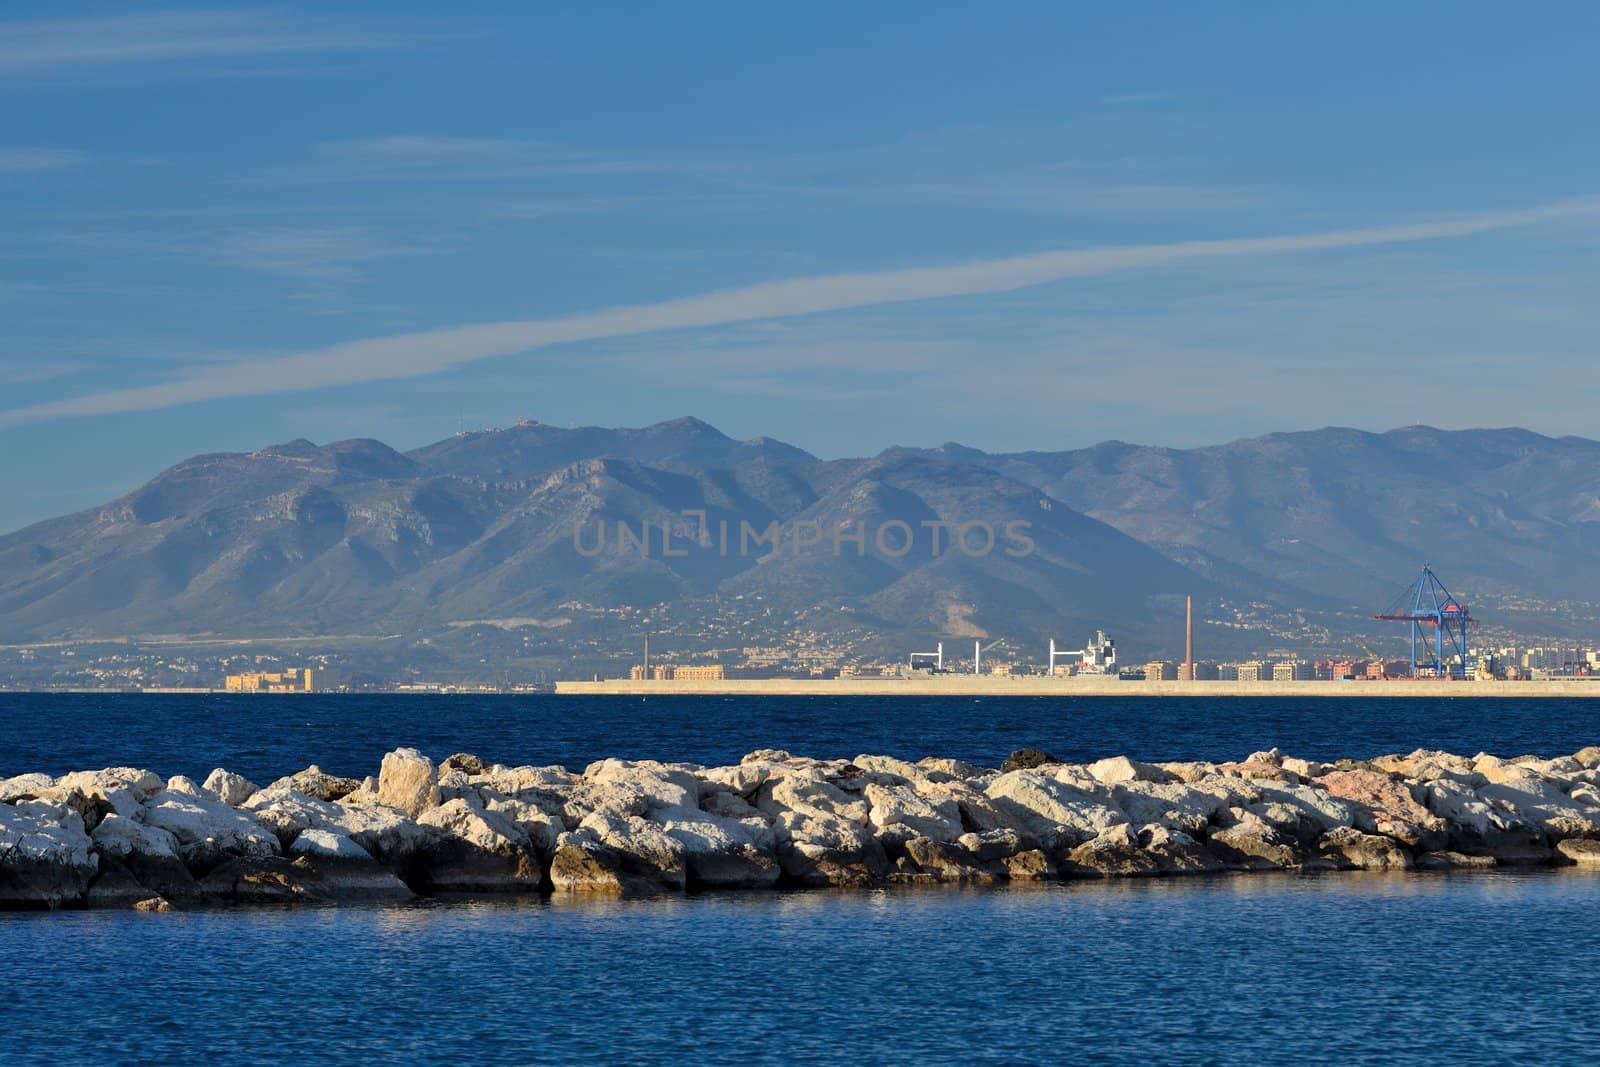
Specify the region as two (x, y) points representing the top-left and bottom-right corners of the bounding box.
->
(674, 664), (727, 680)
(1272, 661), (1315, 681)
(224, 668), (323, 693)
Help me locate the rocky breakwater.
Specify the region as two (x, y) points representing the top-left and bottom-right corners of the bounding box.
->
(4, 744), (1600, 910)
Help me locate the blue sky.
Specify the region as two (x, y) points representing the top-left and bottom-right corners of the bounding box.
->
(2, 3), (1599, 532)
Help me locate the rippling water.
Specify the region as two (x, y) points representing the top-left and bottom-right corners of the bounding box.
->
(3, 692), (1598, 781)
(3, 872), (1598, 1065)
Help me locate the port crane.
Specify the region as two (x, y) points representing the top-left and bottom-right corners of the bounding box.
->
(1374, 565), (1476, 679)
(972, 639), (1001, 675)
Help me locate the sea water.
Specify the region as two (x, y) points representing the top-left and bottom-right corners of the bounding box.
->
(2, 873), (1598, 1065)
(4, 691), (1598, 781)
(4, 693), (1598, 1065)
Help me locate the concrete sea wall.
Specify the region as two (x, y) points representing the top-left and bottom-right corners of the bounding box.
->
(555, 677), (1600, 697)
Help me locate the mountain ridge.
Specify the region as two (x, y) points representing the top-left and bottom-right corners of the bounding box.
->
(1, 419), (1596, 659)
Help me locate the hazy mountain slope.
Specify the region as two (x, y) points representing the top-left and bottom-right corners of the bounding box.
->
(407, 416), (816, 479)
(1, 419), (1596, 650)
(968, 426), (1600, 612)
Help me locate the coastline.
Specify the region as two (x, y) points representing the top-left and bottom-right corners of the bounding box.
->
(555, 676), (1600, 697)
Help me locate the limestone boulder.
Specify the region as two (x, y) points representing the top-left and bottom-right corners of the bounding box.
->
(574, 811), (688, 891)
(416, 797), (541, 891)
(202, 769), (260, 807)
(1415, 851), (1497, 870)
(54, 767), (164, 805)
(1319, 769), (1446, 849)
(0, 803), (98, 907)
(864, 782), (962, 841)
(896, 837), (1001, 884)
(1251, 781), (1358, 835)
(48, 767), (160, 822)
(1572, 746), (1600, 771)
(1556, 839), (1600, 868)
(657, 811), (780, 889)
(263, 765), (362, 803)
(289, 828), (371, 860)
(1281, 757), (1330, 780)
(1139, 824), (1225, 874)
(439, 753), (489, 776)
(549, 831), (627, 893)
(0, 773), (55, 803)
(771, 808), (890, 887)
(1110, 780), (1231, 835)
(983, 770), (1126, 849)
(852, 754), (925, 782)
(89, 813), (193, 895)
(917, 757), (985, 781)
(1206, 809), (1302, 870)
(479, 793), (567, 855)
(1064, 824), (1162, 877)
(245, 786), (436, 866)
(1086, 756), (1172, 785)
(378, 748), (441, 817)
(197, 854), (410, 904)
(1476, 778), (1600, 839)
(1423, 780), (1547, 862)
(758, 774), (869, 825)
(1319, 827), (1412, 870)
(1157, 761), (1222, 784)
(143, 792), (281, 869)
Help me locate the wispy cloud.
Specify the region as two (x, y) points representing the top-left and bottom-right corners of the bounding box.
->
(0, 9), (426, 77)
(4, 195), (1595, 425)
(195, 226), (423, 284)
(53, 224), (432, 289)
(0, 147), (89, 172)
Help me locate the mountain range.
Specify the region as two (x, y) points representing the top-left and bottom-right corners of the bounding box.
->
(2, 418), (1597, 667)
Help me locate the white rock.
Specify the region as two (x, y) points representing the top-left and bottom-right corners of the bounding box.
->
(416, 797), (540, 890)
(143, 792), (281, 861)
(202, 769), (260, 807)
(378, 748), (440, 817)
(1087, 756), (1170, 785)
(1251, 780), (1358, 833)
(289, 829), (373, 861)
(758, 774), (869, 825)
(55, 767), (164, 802)
(90, 813), (180, 862)
(983, 770), (1127, 847)
(1109, 781), (1231, 834)
(166, 775), (201, 796)
(863, 782), (962, 840)
(0, 773), (55, 803)
(852, 754), (925, 782)
(0, 803), (98, 906)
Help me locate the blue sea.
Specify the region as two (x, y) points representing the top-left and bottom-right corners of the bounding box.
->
(4, 691), (1599, 781)
(4, 693), (1599, 1065)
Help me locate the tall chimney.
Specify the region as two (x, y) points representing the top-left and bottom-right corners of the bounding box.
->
(1184, 596), (1194, 681)
(644, 635), (650, 679)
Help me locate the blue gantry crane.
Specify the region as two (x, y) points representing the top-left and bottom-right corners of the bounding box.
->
(1374, 565), (1476, 679)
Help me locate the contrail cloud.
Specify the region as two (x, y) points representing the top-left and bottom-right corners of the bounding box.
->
(5, 196), (1596, 425)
